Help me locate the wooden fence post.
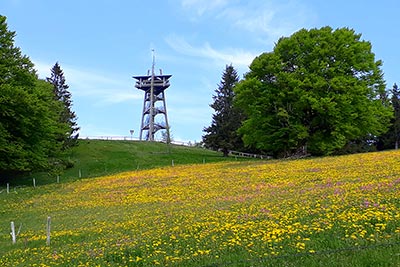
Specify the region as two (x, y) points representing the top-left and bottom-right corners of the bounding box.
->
(46, 216), (51, 246)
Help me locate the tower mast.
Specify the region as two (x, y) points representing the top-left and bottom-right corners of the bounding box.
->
(148, 50), (155, 141)
(133, 51), (171, 142)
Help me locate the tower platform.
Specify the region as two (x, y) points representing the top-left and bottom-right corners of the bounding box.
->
(133, 68), (171, 141)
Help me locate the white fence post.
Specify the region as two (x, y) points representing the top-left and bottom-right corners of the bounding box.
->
(10, 221), (16, 244)
(33, 178), (36, 188)
(46, 216), (51, 246)
(79, 169), (82, 178)
(7, 183), (9, 194)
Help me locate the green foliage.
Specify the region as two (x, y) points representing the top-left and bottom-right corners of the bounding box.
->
(46, 62), (80, 149)
(0, 16), (36, 88)
(378, 83), (400, 150)
(235, 26), (392, 157)
(203, 65), (244, 156)
(0, 16), (68, 181)
(0, 80), (63, 178)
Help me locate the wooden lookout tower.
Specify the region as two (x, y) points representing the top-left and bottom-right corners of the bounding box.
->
(133, 52), (171, 141)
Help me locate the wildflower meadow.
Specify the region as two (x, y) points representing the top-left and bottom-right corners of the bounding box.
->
(1, 150), (400, 266)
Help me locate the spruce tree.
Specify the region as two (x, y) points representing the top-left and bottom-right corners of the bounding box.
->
(203, 65), (244, 156)
(47, 62), (79, 149)
(391, 83), (400, 149)
(378, 83), (400, 150)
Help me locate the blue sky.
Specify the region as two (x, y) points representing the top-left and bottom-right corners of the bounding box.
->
(1, 0), (399, 143)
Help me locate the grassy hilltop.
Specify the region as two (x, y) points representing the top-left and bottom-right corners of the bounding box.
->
(12, 140), (248, 186)
(1, 144), (400, 266)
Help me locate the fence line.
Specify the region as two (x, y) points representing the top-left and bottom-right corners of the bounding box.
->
(78, 136), (198, 147)
(80, 135), (139, 141)
(0, 185), (25, 194)
(9, 217), (50, 246)
(228, 150), (272, 159)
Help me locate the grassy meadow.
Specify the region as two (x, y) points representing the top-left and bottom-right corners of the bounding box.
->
(1, 148), (400, 266)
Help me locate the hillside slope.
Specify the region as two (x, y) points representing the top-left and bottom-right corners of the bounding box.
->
(1, 150), (399, 266)
(13, 140), (249, 186)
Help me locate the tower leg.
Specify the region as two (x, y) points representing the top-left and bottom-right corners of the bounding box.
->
(139, 92), (148, 141)
(161, 91), (171, 143)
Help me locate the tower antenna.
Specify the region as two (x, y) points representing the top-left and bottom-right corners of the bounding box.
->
(151, 49), (155, 75)
(149, 49), (155, 140)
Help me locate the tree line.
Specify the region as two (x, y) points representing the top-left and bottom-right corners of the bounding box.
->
(203, 26), (399, 158)
(0, 15), (78, 182)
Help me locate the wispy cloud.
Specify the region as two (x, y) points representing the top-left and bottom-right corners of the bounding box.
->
(180, 0), (230, 17)
(222, 1), (313, 42)
(165, 34), (258, 68)
(172, 0), (314, 73)
(179, 0), (314, 43)
(33, 60), (142, 105)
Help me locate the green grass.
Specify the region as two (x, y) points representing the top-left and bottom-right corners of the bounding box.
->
(1, 146), (400, 266)
(10, 140), (252, 186)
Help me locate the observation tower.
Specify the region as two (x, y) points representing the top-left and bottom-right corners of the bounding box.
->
(133, 52), (171, 141)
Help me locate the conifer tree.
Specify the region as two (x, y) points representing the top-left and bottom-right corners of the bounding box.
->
(378, 83), (400, 150)
(47, 62), (79, 149)
(203, 65), (244, 156)
(391, 83), (400, 149)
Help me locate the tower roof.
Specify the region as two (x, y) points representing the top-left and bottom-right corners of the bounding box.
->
(133, 74), (172, 95)
(132, 74), (172, 80)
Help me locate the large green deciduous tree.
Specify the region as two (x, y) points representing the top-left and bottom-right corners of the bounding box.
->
(0, 16), (65, 180)
(235, 26), (392, 157)
(0, 17), (36, 87)
(47, 62), (79, 149)
(203, 65), (244, 156)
